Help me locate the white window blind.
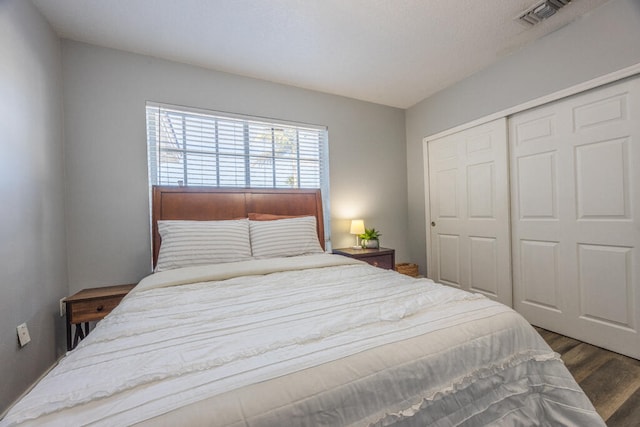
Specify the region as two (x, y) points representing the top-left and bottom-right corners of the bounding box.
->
(146, 103), (328, 191)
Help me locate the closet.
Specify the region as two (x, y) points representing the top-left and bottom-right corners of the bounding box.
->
(425, 76), (640, 359)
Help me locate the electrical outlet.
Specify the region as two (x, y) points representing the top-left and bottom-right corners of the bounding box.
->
(17, 323), (31, 347)
(59, 297), (66, 317)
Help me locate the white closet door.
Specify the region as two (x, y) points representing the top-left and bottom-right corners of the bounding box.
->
(510, 77), (640, 359)
(427, 118), (512, 306)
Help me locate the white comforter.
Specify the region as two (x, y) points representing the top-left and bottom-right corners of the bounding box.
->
(1, 254), (605, 426)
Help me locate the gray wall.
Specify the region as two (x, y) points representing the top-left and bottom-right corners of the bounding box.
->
(405, 0), (640, 275)
(0, 0), (67, 412)
(61, 41), (408, 293)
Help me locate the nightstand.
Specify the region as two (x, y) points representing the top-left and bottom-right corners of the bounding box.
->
(332, 247), (395, 270)
(64, 284), (135, 351)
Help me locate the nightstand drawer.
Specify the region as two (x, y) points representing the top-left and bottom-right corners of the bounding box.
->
(69, 296), (123, 324)
(332, 247), (395, 270)
(364, 254), (393, 269)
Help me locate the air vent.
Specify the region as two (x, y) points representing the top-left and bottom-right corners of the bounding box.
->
(517, 0), (572, 26)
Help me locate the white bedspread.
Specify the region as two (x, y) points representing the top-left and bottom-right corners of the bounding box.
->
(1, 254), (605, 426)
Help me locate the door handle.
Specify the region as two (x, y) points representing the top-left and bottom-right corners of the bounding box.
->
(431, 221), (436, 227)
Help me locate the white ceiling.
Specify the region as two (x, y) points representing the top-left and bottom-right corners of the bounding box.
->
(32, 0), (611, 108)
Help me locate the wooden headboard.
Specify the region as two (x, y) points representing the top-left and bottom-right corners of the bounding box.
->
(152, 186), (325, 267)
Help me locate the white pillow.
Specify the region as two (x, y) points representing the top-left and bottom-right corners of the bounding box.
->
(249, 216), (324, 258)
(156, 219), (252, 271)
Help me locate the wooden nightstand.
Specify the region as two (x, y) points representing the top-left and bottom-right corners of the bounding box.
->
(332, 247), (396, 270)
(64, 284), (135, 351)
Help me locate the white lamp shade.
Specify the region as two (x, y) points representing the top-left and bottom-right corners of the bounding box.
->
(350, 219), (365, 235)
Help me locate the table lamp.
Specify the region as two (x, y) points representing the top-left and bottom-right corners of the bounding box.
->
(350, 219), (365, 249)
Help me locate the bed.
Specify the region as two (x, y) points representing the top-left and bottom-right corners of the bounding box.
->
(1, 186), (605, 426)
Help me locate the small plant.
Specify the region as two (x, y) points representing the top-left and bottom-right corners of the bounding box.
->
(360, 228), (381, 248)
(359, 228), (381, 241)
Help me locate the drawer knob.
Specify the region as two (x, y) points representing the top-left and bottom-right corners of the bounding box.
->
(96, 305), (104, 312)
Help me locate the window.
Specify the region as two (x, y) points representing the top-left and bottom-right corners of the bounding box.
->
(146, 102), (331, 242)
(146, 103), (328, 189)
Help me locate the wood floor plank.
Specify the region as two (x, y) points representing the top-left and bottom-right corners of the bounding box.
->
(536, 328), (640, 426)
(606, 385), (640, 427)
(535, 327), (584, 359)
(560, 342), (611, 383)
(578, 358), (640, 420)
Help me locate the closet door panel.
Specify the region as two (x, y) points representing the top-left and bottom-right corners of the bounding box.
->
(510, 77), (640, 359)
(436, 234), (461, 288)
(519, 239), (561, 311)
(427, 118), (512, 306)
(578, 244), (633, 328)
(516, 152), (558, 220)
(434, 169), (459, 219)
(575, 138), (629, 219)
(469, 236), (498, 296)
(467, 162), (495, 219)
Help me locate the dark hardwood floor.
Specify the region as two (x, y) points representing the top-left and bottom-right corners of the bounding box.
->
(536, 327), (640, 427)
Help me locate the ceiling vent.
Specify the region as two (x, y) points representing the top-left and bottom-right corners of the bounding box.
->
(517, 0), (572, 26)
